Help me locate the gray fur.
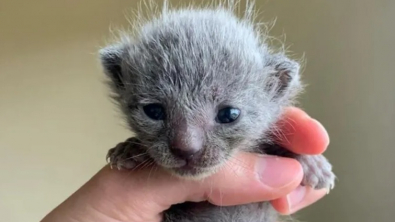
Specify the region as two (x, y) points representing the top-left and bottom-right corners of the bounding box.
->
(101, 2), (335, 222)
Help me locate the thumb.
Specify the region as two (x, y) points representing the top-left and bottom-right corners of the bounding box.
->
(148, 152), (303, 209)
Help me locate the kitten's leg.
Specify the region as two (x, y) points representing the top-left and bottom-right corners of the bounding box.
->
(262, 144), (336, 191)
(106, 137), (150, 170)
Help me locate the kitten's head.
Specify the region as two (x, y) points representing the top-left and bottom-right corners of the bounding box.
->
(100, 7), (302, 179)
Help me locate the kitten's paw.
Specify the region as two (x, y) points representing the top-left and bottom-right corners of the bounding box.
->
(106, 137), (148, 170)
(297, 155), (336, 192)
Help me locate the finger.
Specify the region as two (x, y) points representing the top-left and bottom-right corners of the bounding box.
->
(270, 186), (328, 215)
(199, 153), (304, 207)
(274, 107), (330, 155)
(98, 152), (303, 217)
(42, 153), (304, 222)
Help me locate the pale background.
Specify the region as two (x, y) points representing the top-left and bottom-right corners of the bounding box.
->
(1, 0), (394, 221)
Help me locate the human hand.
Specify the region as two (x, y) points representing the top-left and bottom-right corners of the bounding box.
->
(41, 107), (330, 222)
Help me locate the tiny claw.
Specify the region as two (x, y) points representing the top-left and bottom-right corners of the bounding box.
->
(325, 188), (330, 194)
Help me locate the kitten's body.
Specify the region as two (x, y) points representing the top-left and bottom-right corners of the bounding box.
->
(100, 2), (335, 222)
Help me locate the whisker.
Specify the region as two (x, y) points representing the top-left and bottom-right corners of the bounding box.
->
(146, 163), (157, 184)
(123, 152), (149, 161)
(133, 158), (152, 170)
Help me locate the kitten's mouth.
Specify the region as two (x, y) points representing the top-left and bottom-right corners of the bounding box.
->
(174, 164), (200, 174)
(168, 163), (222, 179)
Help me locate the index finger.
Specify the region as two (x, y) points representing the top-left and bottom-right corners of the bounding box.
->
(274, 107), (329, 155)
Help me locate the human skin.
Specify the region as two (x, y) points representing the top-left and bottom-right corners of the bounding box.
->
(41, 107), (330, 222)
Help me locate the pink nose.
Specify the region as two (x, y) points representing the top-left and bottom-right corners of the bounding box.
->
(170, 142), (203, 160)
(170, 127), (204, 161)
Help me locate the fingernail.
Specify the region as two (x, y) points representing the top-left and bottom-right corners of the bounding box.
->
(256, 156), (301, 188)
(311, 118), (330, 147)
(287, 186), (306, 212)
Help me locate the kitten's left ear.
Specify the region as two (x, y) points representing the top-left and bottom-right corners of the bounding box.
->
(99, 43), (127, 91)
(265, 53), (302, 101)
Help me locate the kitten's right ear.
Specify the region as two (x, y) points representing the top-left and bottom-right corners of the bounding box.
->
(99, 44), (126, 91)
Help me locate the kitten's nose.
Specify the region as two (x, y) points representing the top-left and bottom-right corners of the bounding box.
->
(170, 127), (204, 161)
(170, 144), (202, 160)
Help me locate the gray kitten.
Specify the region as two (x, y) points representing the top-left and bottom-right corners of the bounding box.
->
(100, 2), (335, 222)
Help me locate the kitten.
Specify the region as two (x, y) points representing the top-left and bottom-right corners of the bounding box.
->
(100, 2), (335, 221)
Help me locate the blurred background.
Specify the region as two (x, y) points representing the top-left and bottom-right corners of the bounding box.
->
(1, 0), (393, 221)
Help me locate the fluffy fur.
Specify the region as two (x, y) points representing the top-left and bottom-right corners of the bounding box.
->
(100, 1), (335, 222)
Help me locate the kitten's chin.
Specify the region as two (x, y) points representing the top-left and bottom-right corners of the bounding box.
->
(167, 164), (223, 180)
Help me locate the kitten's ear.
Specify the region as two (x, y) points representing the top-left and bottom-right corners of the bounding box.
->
(99, 44), (126, 91)
(266, 54), (302, 101)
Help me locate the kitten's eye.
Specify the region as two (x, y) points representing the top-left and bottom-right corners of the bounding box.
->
(143, 104), (166, 120)
(216, 107), (241, 123)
